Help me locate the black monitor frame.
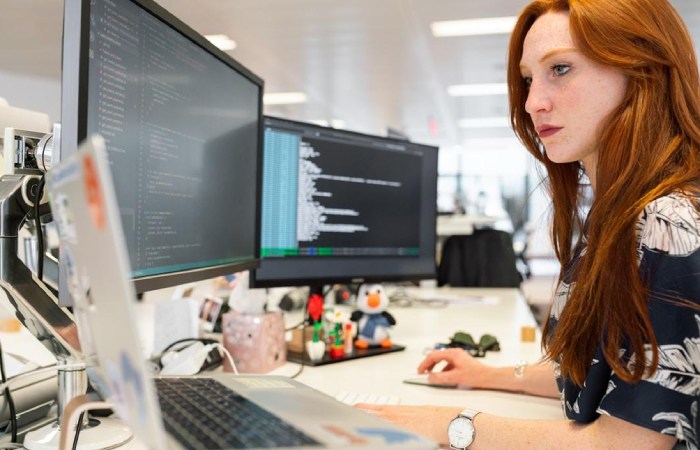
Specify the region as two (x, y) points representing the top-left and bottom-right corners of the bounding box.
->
(60, 0), (264, 295)
(250, 116), (439, 289)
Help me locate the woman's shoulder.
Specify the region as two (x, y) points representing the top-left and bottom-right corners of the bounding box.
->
(636, 191), (700, 257)
(642, 191), (699, 214)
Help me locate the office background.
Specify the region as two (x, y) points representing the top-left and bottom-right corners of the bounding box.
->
(1, 0), (699, 259)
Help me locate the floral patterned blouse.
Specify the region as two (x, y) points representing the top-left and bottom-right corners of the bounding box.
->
(549, 192), (700, 449)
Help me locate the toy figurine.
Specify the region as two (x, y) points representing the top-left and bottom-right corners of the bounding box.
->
(323, 308), (351, 358)
(307, 292), (325, 324)
(305, 322), (325, 362)
(350, 284), (396, 349)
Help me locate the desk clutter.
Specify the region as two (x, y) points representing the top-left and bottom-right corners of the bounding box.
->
(287, 283), (406, 366)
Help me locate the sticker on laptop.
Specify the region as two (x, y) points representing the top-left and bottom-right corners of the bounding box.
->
(82, 153), (106, 231)
(105, 352), (149, 428)
(52, 193), (78, 244)
(321, 425), (422, 445)
(354, 427), (423, 444)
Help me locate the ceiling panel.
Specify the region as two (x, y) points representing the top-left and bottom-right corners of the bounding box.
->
(0, 0), (698, 152)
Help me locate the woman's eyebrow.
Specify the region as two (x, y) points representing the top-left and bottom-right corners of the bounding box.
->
(520, 47), (578, 73)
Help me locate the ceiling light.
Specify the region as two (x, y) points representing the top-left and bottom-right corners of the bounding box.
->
(458, 117), (510, 128)
(431, 17), (517, 37)
(205, 34), (237, 51)
(448, 83), (507, 97)
(263, 92), (308, 105)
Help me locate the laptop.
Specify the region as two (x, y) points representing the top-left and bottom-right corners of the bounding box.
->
(46, 134), (437, 450)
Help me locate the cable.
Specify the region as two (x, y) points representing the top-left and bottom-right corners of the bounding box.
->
(288, 334), (305, 380)
(71, 412), (85, 450)
(0, 362), (85, 443)
(213, 344), (238, 375)
(33, 175), (45, 281)
(155, 338), (222, 374)
(288, 313), (309, 379)
(160, 337), (217, 355)
(0, 341), (17, 443)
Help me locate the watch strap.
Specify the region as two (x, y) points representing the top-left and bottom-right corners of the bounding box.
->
(459, 408), (480, 421)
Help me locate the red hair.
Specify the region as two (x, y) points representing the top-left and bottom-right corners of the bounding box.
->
(508, 0), (700, 386)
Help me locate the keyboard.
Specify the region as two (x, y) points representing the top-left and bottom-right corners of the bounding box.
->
(155, 378), (321, 449)
(334, 391), (401, 406)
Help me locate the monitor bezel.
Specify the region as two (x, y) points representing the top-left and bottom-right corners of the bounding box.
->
(250, 115), (438, 289)
(60, 0), (264, 295)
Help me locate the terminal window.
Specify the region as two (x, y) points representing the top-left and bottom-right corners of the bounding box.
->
(261, 126), (422, 258)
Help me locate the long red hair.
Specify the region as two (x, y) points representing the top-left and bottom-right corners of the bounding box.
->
(507, 0), (700, 386)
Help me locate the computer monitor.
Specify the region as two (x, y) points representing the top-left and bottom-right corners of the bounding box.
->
(60, 0), (263, 296)
(251, 116), (438, 290)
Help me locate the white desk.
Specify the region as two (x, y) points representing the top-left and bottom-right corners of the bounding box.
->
(272, 287), (562, 420)
(1, 287), (562, 448)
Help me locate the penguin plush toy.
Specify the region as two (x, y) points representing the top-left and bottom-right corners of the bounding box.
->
(351, 284), (396, 349)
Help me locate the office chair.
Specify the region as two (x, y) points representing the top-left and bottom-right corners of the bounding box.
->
(437, 229), (522, 288)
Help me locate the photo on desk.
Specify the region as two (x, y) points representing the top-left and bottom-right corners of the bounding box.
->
(199, 296), (224, 332)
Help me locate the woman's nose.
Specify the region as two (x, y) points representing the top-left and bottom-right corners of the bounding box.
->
(524, 80), (551, 115)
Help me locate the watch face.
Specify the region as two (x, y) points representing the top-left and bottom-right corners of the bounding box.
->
(448, 416), (475, 449)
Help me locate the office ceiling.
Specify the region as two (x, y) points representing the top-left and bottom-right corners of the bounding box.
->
(1, 0), (699, 154)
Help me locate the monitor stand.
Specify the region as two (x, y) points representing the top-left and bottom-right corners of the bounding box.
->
(0, 174), (132, 449)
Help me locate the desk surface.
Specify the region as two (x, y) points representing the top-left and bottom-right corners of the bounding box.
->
(0, 286), (563, 448)
(272, 287), (562, 420)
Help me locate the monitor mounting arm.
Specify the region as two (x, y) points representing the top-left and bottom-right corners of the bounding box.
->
(0, 173), (88, 438)
(0, 174), (81, 359)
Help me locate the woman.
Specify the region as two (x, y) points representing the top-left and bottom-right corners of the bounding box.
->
(358, 0), (700, 448)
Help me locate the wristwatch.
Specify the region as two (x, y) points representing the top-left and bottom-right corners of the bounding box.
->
(447, 408), (480, 449)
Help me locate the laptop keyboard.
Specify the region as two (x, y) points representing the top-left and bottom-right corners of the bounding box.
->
(155, 378), (321, 449)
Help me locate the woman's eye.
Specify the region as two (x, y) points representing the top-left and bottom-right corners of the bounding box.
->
(552, 64), (570, 76)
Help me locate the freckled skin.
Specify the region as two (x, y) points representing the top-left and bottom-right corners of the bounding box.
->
(520, 11), (628, 185)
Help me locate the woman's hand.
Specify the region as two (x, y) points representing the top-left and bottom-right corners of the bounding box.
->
(354, 404), (460, 445)
(418, 348), (492, 388)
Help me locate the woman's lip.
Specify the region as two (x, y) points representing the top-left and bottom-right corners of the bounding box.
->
(538, 127), (562, 138)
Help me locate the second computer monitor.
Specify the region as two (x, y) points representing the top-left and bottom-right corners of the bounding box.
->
(251, 116), (438, 288)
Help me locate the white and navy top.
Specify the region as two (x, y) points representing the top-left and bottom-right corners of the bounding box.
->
(549, 192), (700, 449)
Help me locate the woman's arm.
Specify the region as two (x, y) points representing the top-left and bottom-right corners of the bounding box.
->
(418, 348), (560, 398)
(357, 404), (678, 449)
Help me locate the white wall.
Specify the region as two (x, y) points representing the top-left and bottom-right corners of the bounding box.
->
(0, 71), (60, 124)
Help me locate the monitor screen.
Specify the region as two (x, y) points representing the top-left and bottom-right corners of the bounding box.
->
(60, 0), (263, 294)
(251, 116), (438, 288)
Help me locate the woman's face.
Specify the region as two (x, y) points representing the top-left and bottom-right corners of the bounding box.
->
(519, 11), (628, 173)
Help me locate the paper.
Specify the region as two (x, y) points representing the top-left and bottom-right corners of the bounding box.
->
(416, 293), (500, 305)
(152, 297), (199, 356)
